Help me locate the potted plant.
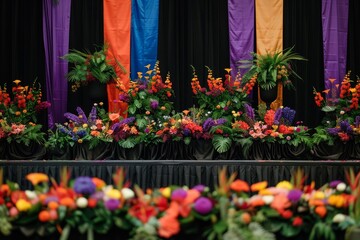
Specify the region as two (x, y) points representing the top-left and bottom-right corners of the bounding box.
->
(239, 47), (306, 108)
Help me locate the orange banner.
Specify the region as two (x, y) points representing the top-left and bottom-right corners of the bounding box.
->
(255, 0), (283, 54)
(104, 0), (131, 114)
(255, 0), (283, 109)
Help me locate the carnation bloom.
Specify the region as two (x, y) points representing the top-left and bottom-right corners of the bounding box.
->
(73, 177), (96, 195)
(104, 199), (120, 211)
(193, 197), (213, 215)
(158, 215), (180, 238)
(230, 179), (250, 192)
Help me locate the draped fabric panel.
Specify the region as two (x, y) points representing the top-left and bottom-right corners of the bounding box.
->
(283, 0), (325, 127)
(67, 0), (105, 114)
(346, 0), (360, 80)
(157, 0), (229, 111)
(255, 0), (283, 54)
(1, 160), (359, 191)
(104, 0), (131, 114)
(227, 0), (254, 79)
(43, 0), (72, 128)
(322, 0), (349, 91)
(130, 0), (159, 80)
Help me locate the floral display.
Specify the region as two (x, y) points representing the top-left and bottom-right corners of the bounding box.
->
(239, 47), (306, 90)
(62, 44), (125, 91)
(117, 62), (174, 134)
(0, 80), (49, 145)
(191, 67), (251, 120)
(313, 72), (360, 144)
(0, 168), (359, 240)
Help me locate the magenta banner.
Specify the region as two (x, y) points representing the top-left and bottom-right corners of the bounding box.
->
(43, 0), (71, 128)
(322, 0), (349, 91)
(228, 0), (254, 79)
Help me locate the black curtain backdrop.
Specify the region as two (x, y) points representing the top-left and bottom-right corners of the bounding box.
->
(347, 0), (360, 80)
(0, 0), (47, 126)
(283, 0), (325, 127)
(157, 0), (230, 111)
(67, 0), (105, 115)
(0, 0), (359, 128)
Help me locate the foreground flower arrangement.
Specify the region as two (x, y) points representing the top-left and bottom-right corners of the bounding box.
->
(0, 168), (359, 240)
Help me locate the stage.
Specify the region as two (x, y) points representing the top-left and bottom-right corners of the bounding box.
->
(1, 159), (359, 190)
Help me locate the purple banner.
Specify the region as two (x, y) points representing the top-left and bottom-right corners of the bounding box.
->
(228, 0), (254, 79)
(43, 0), (71, 128)
(322, 0), (349, 92)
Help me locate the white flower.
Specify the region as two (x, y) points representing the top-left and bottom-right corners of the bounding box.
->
(340, 110), (345, 115)
(262, 195), (274, 205)
(336, 183), (346, 192)
(25, 190), (37, 200)
(332, 213), (346, 223)
(121, 188), (135, 200)
(76, 197), (88, 208)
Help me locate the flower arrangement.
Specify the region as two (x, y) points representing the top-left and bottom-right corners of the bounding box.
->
(313, 72), (360, 144)
(47, 103), (114, 150)
(0, 167), (357, 240)
(231, 104), (311, 152)
(62, 44), (126, 91)
(191, 66), (251, 120)
(117, 62), (174, 133)
(239, 47), (306, 90)
(0, 80), (49, 145)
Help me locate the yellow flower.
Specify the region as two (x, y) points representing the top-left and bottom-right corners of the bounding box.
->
(22, 109), (27, 114)
(313, 191), (325, 200)
(224, 68), (232, 73)
(327, 195), (346, 208)
(161, 187), (171, 198)
(15, 111), (21, 116)
(106, 189), (121, 199)
(99, 102), (104, 106)
(160, 106), (166, 111)
(16, 199), (32, 212)
(78, 139), (83, 144)
(251, 181), (268, 192)
(276, 181), (293, 190)
(26, 173), (49, 185)
(82, 124), (88, 128)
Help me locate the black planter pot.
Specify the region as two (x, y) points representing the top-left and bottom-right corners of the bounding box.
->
(259, 86), (278, 109)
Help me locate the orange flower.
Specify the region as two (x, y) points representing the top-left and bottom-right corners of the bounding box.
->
(92, 177), (106, 189)
(158, 215), (180, 238)
(109, 113), (120, 122)
(90, 130), (100, 137)
(249, 196), (265, 207)
(241, 212), (251, 224)
(26, 173), (49, 185)
(48, 201), (59, 210)
(230, 179), (250, 192)
(59, 197), (75, 208)
(270, 193), (291, 213)
(314, 206), (327, 218)
(38, 210), (51, 222)
(251, 181), (268, 192)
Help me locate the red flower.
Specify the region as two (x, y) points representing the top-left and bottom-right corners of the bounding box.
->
(128, 201), (157, 224)
(292, 216), (303, 226)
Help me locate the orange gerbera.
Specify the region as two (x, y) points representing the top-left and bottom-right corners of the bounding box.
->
(230, 179), (250, 192)
(158, 215), (180, 238)
(251, 181), (268, 192)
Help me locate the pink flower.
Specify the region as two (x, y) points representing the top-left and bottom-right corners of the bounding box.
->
(10, 124), (25, 134)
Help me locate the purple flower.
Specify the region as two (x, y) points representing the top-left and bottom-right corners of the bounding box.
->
(244, 103), (255, 120)
(202, 118), (215, 132)
(340, 120), (353, 134)
(104, 199), (120, 211)
(223, 106), (229, 111)
(111, 117), (136, 131)
(274, 108), (283, 125)
(171, 189), (187, 201)
(89, 106), (97, 122)
(64, 112), (81, 124)
(287, 189), (303, 203)
(327, 127), (341, 135)
(215, 118), (227, 125)
(193, 197), (213, 214)
(77, 129), (87, 138)
(183, 128), (191, 136)
(282, 107), (296, 125)
(73, 177), (96, 195)
(150, 99), (159, 109)
(119, 93), (130, 103)
(144, 128), (150, 133)
(356, 116), (360, 128)
(192, 184), (206, 193)
(329, 180), (342, 188)
(76, 107), (88, 123)
(90, 191), (105, 200)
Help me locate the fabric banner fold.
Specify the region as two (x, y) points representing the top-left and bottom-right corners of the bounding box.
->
(322, 0), (349, 90)
(131, 0), (159, 80)
(228, 0), (254, 79)
(104, 0), (131, 114)
(42, 0), (71, 128)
